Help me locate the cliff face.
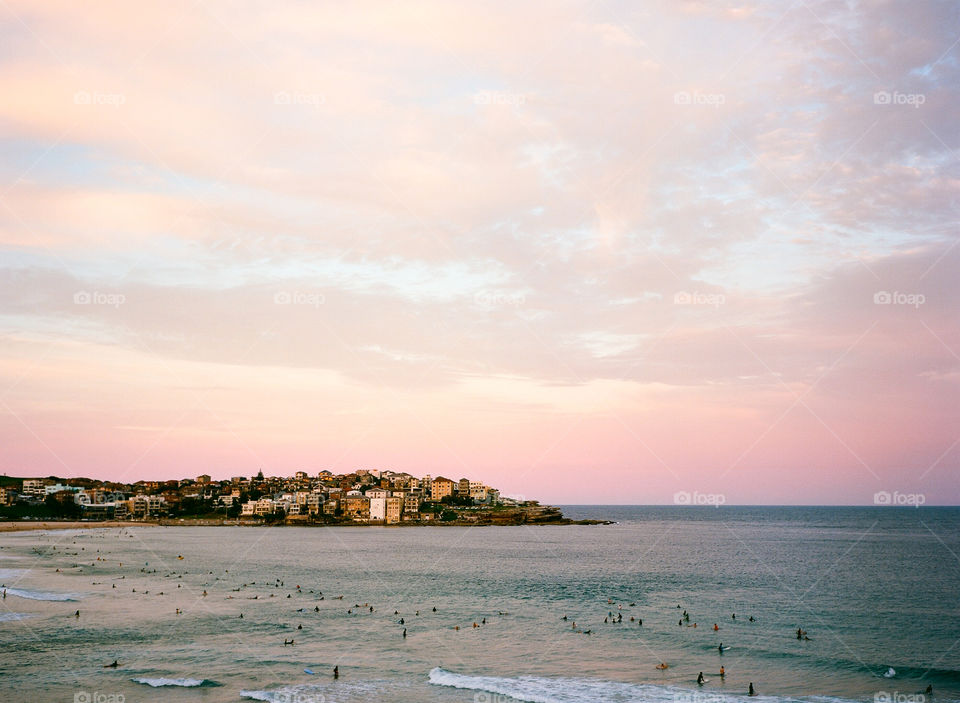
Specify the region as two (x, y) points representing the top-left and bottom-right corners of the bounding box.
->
(458, 505), (570, 525)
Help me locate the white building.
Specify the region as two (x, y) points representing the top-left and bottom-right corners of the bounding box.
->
(369, 497), (386, 521)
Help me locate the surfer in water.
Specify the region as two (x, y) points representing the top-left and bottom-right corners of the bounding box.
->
(656, 663), (669, 670)
(719, 643), (724, 652)
(698, 672), (705, 685)
(333, 666), (339, 679)
(749, 683), (757, 696)
(103, 660), (118, 668)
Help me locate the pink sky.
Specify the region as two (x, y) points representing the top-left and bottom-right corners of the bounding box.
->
(1, 1), (958, 504)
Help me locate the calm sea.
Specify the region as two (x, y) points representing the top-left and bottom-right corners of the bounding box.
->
(1, 506), (958, 703)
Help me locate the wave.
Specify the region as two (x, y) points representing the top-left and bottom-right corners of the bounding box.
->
(0, 612), (31, 622)
(428, 668), (861, 703)
(131, 677), (221, 688)
(4, 587), (80, 601)
(877, 666), (960, 685)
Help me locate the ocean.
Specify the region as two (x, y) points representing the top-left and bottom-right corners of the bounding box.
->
(0, 506), (958, 703)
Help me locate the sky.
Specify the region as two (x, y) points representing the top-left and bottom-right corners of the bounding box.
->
(0, 1), (958, 505)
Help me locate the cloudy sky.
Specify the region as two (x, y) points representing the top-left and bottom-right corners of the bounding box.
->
(1, 1), (958, 504)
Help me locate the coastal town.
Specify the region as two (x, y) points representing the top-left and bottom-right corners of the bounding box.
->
(0, 470), (587, 526)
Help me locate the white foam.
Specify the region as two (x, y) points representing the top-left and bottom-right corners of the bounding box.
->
(428, 668), (863, 703)
(4, 587), (80, 601)
(131, 677), (206, 687)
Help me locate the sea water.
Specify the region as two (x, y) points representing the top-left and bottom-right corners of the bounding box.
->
(0, 506), (957, 703)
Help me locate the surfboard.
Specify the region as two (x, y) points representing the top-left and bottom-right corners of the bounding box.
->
(304, 669), (314, 675)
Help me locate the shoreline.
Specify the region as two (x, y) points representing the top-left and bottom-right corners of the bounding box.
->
(0, 520), (145, 533)
(0, 517), (612, 531)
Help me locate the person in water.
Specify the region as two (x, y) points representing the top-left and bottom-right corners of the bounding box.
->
(697, 672), (705, 685)
(925, 685), (932, 695)
(720, 666), (725, 678)
(719, 643), (724, 652)
(749, 683), (756, 696)
(333, 666), (339, 679)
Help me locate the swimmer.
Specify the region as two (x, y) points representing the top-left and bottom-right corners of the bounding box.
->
(720, 666), (725, 678)
(749, 683), (756, 696)
(656, 663), (669, 670)
(333, 666), (339, 679)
